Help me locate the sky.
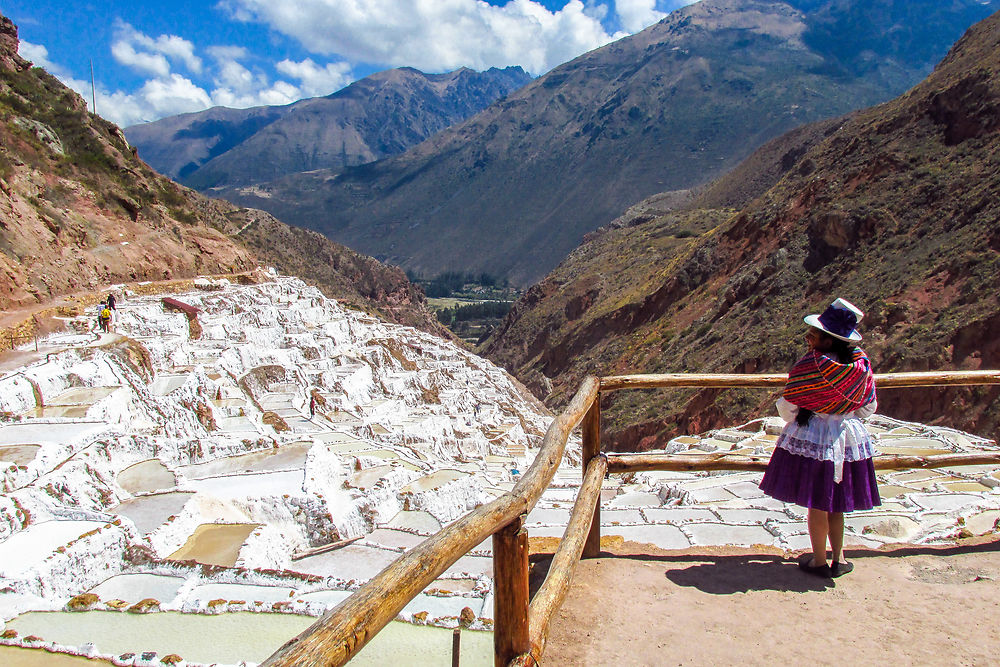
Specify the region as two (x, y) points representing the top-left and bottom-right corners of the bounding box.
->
(1, 0), (696, 128)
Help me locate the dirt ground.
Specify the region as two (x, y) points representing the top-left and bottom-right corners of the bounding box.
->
(538, 538), (1000, 666)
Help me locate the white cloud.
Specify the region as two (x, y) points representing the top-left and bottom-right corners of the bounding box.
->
(225, 0), (628, 75)
(614, 0), (669, 33)
(276, 58), (353, 96)
(111, 40), (171, 77)
(207, 45), (251, 62)
(17, 40), (54, 69)
(111, 22), (203, 76)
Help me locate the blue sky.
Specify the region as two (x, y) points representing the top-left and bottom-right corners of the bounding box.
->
(0, 0), (694, 127)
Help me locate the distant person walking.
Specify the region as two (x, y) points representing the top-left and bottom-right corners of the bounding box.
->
(309, 394), (317, 419)
(106, 293), (116, 310)
(759, 298), (879, 579)
(98, 304), (112, 333)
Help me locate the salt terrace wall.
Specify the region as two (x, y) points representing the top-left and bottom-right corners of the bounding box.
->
(1, 272), (998, 666)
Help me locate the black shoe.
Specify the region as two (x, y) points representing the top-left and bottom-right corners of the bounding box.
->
(798, 557), (832, 578)
(831, 561), (854, 578)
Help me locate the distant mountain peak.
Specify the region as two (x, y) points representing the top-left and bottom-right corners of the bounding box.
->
(127, 65), (531, 186)
(211, 0), (999, 286)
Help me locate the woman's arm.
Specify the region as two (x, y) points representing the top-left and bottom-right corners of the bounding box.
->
(854, 398), (878, 420)
(776, 396), (799, 423)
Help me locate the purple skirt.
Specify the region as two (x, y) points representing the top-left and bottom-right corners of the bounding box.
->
(759, 447), (881, 513)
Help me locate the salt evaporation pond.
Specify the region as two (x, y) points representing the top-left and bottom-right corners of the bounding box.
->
(387, 510), (442, 533)
(0, 422), (105, 445)
(110, 491), (194, 534)
(167, 523), (259, 567)
(401, 469), (467, 493)
(177, 441), (313, 478)
(5, 611), (493, 666)
(117, 459), (175, 494)
(0, 521), (105, 577)
(186, 470), (304, 498)
(0, 444), (40, 465)
(187, 582), (297, 604)
(89, 573), (185, 605)
(292, 544), (401, 579)
(0, 647), (103, 666)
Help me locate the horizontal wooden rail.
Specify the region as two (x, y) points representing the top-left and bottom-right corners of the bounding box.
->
(261, 376), (600, 667)
(607, 452), (1000, 474)
(525, 453), (608, 662)
(600, 370), (1000, 392)
(262, 368), (1000, 667)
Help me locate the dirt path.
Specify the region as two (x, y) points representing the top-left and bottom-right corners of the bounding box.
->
(539, 539), (1000, 665)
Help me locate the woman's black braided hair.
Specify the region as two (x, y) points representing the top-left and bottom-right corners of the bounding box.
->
(795, 333), (859, 426)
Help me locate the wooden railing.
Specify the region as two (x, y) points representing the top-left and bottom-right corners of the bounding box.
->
(262, 369), (1000, 667)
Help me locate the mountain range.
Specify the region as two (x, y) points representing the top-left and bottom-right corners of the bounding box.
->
(125, 66), (531, 188)
(0, 13), (443, 335)
(207, 0), (1000, 285)
(481, 6), (1000, 448)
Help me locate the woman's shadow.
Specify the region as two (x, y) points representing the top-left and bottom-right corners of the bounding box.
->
(658, 554), (833, 594)
(528, 552), (833, 596)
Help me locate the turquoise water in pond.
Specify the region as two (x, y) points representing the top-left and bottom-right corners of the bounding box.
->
(5, 611), (492, 666)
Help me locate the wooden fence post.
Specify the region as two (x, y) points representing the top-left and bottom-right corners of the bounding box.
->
(582, 395), (601, 559)
(493, 513), (530, 667)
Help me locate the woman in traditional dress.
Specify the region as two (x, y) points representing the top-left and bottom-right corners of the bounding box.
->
(759, 298), (879, 578)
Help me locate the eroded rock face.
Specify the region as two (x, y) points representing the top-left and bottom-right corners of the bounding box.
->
(0, 10), (443, 338)
(481, 9), (1000, 449)
(0, 15), (25, 71)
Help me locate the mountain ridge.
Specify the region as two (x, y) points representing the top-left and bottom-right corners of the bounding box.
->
(126, 65), (531, 188)
(480, 6), (1000, 448)
(213, 0), (999, 285)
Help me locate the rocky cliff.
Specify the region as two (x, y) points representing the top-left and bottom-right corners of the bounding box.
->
(0, 13), (443, 336)
(481, 8), (1000, 448)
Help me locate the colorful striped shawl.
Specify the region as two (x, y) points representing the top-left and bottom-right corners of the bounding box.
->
(783, 348), (876, 414)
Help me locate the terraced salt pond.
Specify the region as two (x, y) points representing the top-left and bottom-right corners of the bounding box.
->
(401, 469), (467, 492)
(186, 470), (305, 498)
(177, 441), (313, 478)
(5, 611), (492, 666)
(117, 459), (176, 494)
(0, 444), (40, 465)
(167, 523), (259, 567)
(89, 573), (186, 605)
(3, 276), (999, 666)
(110, 491), (194, 534)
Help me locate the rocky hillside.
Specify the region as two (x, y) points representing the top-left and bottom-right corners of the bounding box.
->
(481, 8), (1000, 449)
(217, 0), (998, 285)
(126, 66), (531, 187)
(0, 14), (443, 336)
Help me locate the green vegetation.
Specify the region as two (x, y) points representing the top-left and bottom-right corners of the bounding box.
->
(415, 272), (520, 344)
(409, 270), (511, 298)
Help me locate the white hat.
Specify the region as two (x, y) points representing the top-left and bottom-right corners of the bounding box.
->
(803, 298), (863, 342)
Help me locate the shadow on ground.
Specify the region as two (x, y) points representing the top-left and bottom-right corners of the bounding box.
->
(529, 537), (1000, 597)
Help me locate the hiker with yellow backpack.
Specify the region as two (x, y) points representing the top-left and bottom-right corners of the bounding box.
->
(98, 303), (112, 333)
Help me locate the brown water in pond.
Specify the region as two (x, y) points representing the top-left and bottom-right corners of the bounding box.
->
(47, 387), (120, 406)
(0, 647), (111, 666)
(347, 465), (394, 490)
(178, 441), (312, 478)
(400, 469), (466, 493)
(117, 459), (175, 494)
(167, 523), (259, 567)
(25, 406), (91, 418)
(0, 444), (40, 465)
